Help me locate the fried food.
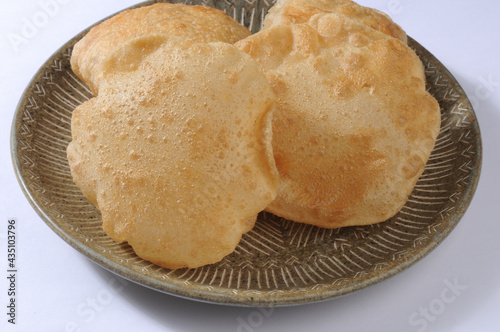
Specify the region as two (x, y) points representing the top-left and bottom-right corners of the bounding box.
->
(263, 0), (407, 43)
(67, 36), (278, 269)
(71, 3), (250, 94)
(236, 12), (441, 228)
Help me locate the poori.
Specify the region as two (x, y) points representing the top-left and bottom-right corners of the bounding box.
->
(67, 1), (442, 270)
(71, 3), (251, 94)
(236, 11), (441, 228)
(263, 0), (407, 43)
(67, 36), (278, 269)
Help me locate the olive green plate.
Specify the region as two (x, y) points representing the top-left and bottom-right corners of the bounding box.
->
(11, 0), (481, 306)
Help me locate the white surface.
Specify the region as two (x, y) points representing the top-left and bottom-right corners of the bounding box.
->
(0, 0), (499, 331)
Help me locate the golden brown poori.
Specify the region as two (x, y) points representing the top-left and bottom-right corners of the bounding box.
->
(66, 1), (442, 269)
(71, 3), (251, 94)
(67, 36), (278, 269)
(236, 12), (440, 228)
(263, 0), (407, 42)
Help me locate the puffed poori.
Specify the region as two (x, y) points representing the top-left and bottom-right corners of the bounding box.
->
(263, 0), (407, 43)
(236, 12), (441, 228)
(71, 3), (251, 94)
(67, 36), (278, 269)
(67, 1), (442, 269)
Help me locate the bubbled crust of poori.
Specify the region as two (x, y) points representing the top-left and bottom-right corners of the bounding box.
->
(71, 3), (251, 94)
(263, 0), (407, 43)
(236, 12), (441, 228)
(67, 37), (278, 269)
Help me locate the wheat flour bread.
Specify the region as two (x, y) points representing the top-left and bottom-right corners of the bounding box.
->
(67, 36), (278, 268)
(71, 3), (250, 94)
(236, 12), (440, 228)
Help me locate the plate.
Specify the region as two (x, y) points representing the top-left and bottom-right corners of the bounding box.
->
(11, 0), (481, 306)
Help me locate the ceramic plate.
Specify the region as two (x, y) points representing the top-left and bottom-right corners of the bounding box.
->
(11, 0), (481, 306)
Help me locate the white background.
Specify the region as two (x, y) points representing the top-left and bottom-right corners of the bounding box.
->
(1, 0), (499, 331)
